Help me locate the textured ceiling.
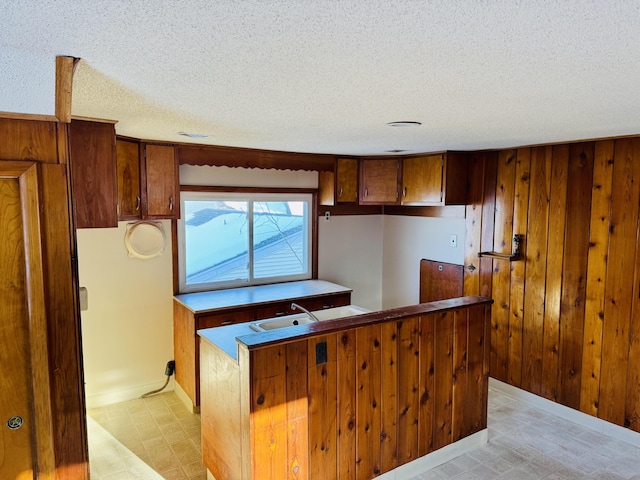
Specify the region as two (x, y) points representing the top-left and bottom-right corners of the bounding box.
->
(3, 1), (640, 155)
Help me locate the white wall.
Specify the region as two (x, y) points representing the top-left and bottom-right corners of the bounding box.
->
(318, 215), (384, 311)
(77, 221), (174, 408)
(381, 215), (466, 309)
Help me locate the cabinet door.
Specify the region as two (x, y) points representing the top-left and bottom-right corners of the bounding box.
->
(360, 159), (399, 205)
(69, 120), (118, 228)
(336, 157), (358, 203)
(144, 144), (178, 218)
(401, 154), (444, 205)
(116, 139), (141, 220)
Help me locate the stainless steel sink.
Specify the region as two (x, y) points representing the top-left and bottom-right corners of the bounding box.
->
(249, 304), (370, 332)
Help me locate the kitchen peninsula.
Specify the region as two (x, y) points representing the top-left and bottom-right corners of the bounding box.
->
(198, 296), (492, 480)
(173, 280), (352, 411)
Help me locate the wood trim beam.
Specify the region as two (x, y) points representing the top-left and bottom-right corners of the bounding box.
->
(55, 56), (79, 123)
(177, 143), (337, 172)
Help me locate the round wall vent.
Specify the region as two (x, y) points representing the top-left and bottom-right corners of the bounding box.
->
(124, 221), (166, 259)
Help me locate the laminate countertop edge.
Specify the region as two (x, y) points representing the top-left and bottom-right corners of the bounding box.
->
(198, 296), (493, 361)
(174, 279), (352, 314)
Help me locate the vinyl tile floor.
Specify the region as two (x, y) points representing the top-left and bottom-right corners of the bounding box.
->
(87, 388), (640, 480)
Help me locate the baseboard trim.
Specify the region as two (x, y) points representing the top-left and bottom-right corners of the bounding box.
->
(489, 378), (640, 448)
(174, 380), (200, 414)
(85, 378), (174, 409)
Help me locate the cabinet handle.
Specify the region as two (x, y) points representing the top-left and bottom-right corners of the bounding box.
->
(403, 187), (407, 197)
(364, 187), (368, 198)
(322, 304), (334, 309)
(275, 311), (287, 317)
(220, 320), (234, 326)
(169, 196), (173, 211)
(135, 196), (141, 211)
(338, 187), (343, 198)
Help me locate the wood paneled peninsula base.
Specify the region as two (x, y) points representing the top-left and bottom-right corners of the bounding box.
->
(199, 296), (492, 480)
(173, 280), (352, 412)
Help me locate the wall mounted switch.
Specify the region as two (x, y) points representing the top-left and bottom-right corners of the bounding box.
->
(449, 234), (457, 248)
(324, 211), (331, 222)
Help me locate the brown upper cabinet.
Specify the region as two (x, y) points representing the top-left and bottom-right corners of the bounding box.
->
(116, 138), (142, 219)
(69, 119), (118, 228)
(142, 143), (180, 219)
(359, 152), (469, 207)
(318, 157), (359, 206)
(115, 141), (180, 220)
(400, 152), (468, 206)
(336, 157), (358, 203)
(359, 158), (400, 205)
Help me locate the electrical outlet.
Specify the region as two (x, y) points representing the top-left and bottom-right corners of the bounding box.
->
(449, 234), (457, 248)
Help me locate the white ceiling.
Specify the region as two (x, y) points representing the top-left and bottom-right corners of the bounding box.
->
(3, 1), (640, 156)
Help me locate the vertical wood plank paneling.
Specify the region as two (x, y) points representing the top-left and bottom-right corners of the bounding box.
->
(418, 314), (435, 456)
(337, 331), (356, 480)
(464, 152), (486, 295)
(626, 222), (640, 432)
(251, 346), (287, 480)
(396, 318), (419, 466)
(599, 138), (640, 425)
(380, 322), (397, 472)
(467, 306), (487, 434)
(479, 153), (498, 298)
(355, 325), (382, 479)
(285, 341), (309, 480)
(491, 150), (517, 382)
(508, 148), (531, 387)
(522, 146), (552, 394)
(433, 311), (454, 450)
(452, 309), (469, 441)
(308, 335), (338, 480)
(541, 145), (568, 400)
(580, 140), (614, 417)
(557, 142), (594, 409)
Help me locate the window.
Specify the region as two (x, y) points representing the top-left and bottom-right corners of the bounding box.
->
(177, 191), (313, 292)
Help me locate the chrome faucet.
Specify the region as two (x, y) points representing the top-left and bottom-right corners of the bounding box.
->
(291, 303), (319, 322)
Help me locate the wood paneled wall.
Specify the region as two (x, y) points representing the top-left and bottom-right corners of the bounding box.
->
(464, 138), (640, 432)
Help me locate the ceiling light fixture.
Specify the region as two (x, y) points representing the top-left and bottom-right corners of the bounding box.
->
(178, 132), (209, 138)
(386, 149), (409, 153)
(386, 121), (422, 127)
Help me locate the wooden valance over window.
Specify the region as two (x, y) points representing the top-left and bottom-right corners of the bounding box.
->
(176, 143), (337, 172)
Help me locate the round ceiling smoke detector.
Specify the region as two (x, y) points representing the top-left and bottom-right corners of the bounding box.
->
(386, 121), (422, 127)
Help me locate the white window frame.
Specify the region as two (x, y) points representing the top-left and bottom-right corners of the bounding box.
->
(177, 190), (314, 293)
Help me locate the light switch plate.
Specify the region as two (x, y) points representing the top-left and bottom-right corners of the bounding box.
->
(324, 211), (331, 222)
(449, 234), (457, 248)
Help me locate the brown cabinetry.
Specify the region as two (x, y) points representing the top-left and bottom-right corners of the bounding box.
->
(359, 158), (400, 205)
(319, 157), (359, 206)
(400, 152), (470, 206)
(143, 144), (179, 218)
(115, 141), (180, 220)
(116, 138), (142, 219)
(69, 119), (118, 228)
